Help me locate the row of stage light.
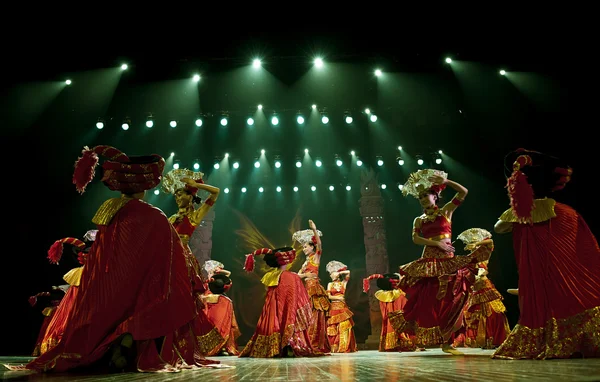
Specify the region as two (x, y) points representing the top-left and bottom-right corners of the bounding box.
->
(151, 182), (407, 196)
(63, 57), (511, 87)
(95, 106), (378, 130)
(170, 148), (444, 170)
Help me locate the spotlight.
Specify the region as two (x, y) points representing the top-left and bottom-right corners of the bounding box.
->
(121, 64), (128, 70)
(193, 74), (200, 82)
(195, 118), (203, 127)
(397, 156), (404, 166)
(220, 115), (228, 126)
(95, 118), (104, 129)
(374, 69), (382, 76)
(376, 156), (384, 166)
(252, 59), (261, 68)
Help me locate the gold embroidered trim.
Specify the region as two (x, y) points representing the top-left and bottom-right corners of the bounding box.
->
(492, 305), (600, 359)
(196, 327), (226, 356)
(240, 332), (281, 358)
(498, 198), (557, 224)
(91, 197), (132, 225)
(400, 245), (491, 285)
(305, 278), (330, 311)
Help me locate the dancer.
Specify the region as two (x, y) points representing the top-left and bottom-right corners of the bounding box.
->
(325, 261), (357, 353)
(201, 273), (241, 356)
(492, 149), (600, 359)
(35, 231), (97, 356)
(294, 220), (331, 353)
(202, 260), (231, 294)
(29, 289), (65, 356)
(162, 168), (220, 293)
(395, 169), (491, 355)
(240, 247), (326, 358)
(161, 168), (228, 360)
(363, 273), (417, 352)
(457, 228), (510, 349)
(24, 145), (199, 373)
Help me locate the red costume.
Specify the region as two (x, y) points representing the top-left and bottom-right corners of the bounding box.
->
(464, 263), (510, 348)
(492, 150), (600, 359)
(363, 274), (417, 352)
(203, 274), (241, 356)
(240, 247), (326, 357)
(30, 292), (62, 356)
(396, 173), (490, 347)
(325, 261), (357, 353)
(294, 228), (331, 353)
(25, 145), (198, 373)
(162, 168), (227, 358)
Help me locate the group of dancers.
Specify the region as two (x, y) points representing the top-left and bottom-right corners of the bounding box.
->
(15, 144), (600, 375)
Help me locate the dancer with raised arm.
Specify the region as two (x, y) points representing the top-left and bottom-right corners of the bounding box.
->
(394, 169), (490, 355)
(294, 220), (331, 353)
(325, 261), (357, 353)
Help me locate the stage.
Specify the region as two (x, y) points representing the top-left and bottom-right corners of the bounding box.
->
(2, 349), (599, 381)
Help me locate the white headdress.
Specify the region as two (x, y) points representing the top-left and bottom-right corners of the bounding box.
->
(326, 261), (347, 274)
(457, 228), (492, 245)
(83, 229), (98, 242)
(161, 168), (205, 195)
(292, 229), (323, 246)
(203, 260), (224, 275)
(402, 169), (448, 198)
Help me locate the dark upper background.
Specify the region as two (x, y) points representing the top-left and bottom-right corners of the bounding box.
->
(1, 24), (591, 354)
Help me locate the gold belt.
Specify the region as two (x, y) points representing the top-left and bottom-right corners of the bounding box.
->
(427, 233), (451, 241)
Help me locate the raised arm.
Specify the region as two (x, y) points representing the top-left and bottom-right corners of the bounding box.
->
(440, 178), (468, 220)
(183, 178), (220, 203)
(309, 219), (322, 252)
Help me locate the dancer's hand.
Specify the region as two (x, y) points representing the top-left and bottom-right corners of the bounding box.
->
(308, 219), (317, 230)
(437, 241), (455, 253)
(428, 175), (447, 185)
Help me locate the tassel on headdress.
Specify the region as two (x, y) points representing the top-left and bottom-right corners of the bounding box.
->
(243, 248), (273, 272)
(363, 274), (384, 293)
(47, 237), (86, 265)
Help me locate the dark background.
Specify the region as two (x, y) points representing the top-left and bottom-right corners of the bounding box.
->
(2, 27), (589, 355)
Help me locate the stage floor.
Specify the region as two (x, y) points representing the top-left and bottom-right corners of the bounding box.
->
(2, 349), (600, 381)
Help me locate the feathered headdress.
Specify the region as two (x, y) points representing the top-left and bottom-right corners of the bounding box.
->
(47, 237), (86, 265)
(326, 260), (347, 274)
(402, 169), (448, 198)
(72, 145), (164, 194)
(203, 260), (225, 275)
(292, 229), (323, 246)
(161, 168), (205, 195)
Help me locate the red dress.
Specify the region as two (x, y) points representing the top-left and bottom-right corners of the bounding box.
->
(203, 294), (241, 355)
(464, 274), (510, 348)
(396, 210), (491, 346)
(35, 267), (83, 356)
(326, 281), (357, 353)
(300, 252), (331, 353)
(376, 289), (417, 351)
(26, 197), (197, 372)
(492, 199), (600, 359)
(239, 269), (325, 357)
(32, 299), (61, 356)
(168, 200), (227, 361)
